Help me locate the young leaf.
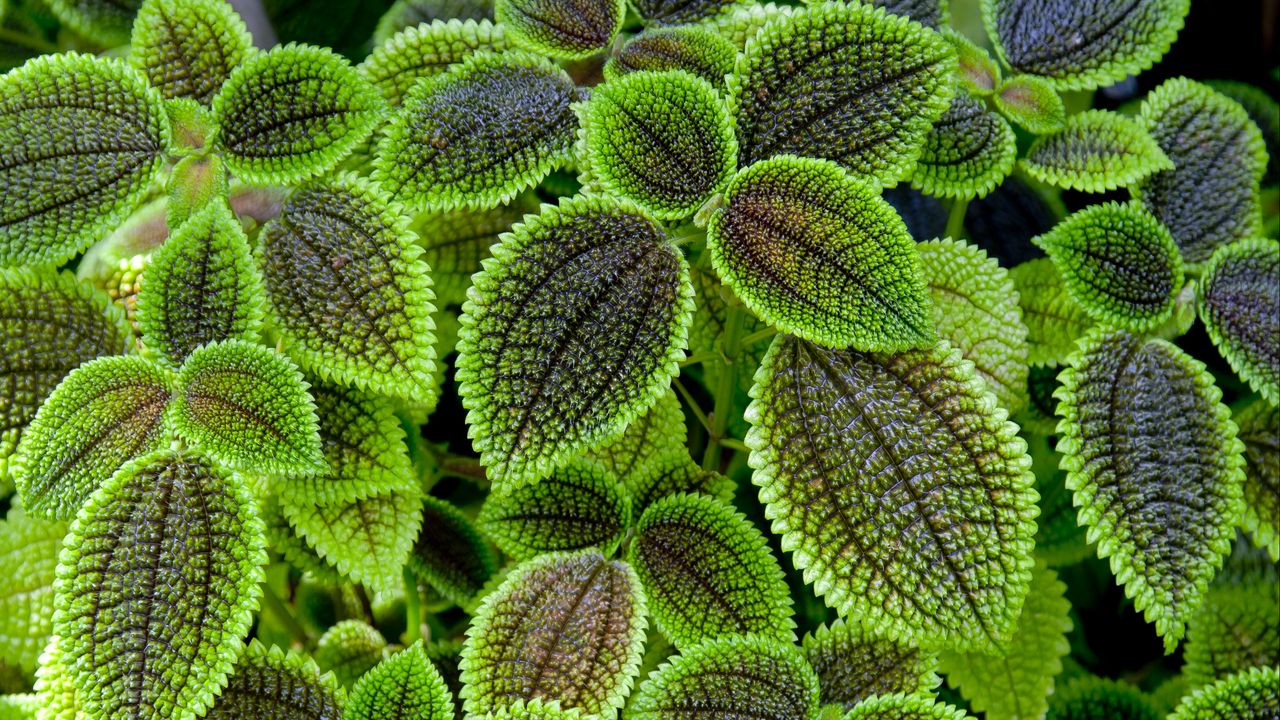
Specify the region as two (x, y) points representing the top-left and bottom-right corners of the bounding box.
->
(414, 195), (539, 309)
(802, 618), (939, 710)
(478, 458), (631, 560)
(911, 92), (1017, 200)
(745, 335), (1038, 649)
(604, 26), (737, 87)
(727, 1), (956, 184)
(459, 550), (647, 717)
(315, 620), (387, 687)
(706, 156), (934, 351)
(456, 195), (693, 486)
(1197, 238), (1279, 406)
(1055, 329), (1245, 652)
(1183, 582), (1280, 688)
(843, 694), (972, 720)
(626, 448), (736, 513)
(711, 2), (793, 48)
(627, 634), (820, 720)
(411, 495), (498, 607)
(44, 0), (141, 46)
(360, 19), (511, 106)
(1022, 110), (1172, 193)
(1169, 665), (1280, 720)
(53, 450), (267, 720)
(1135, 78), (1268, 264)
(993, 74), (1066, 134)
(494, 0), (622, 60)
(375, 51), (580, 213)
(1235, 400), (1279, 561)
(258, 176), (439, 406)
(347, 641), (454, 720)
(584, 69), (737, 220)
(1047, 676), (1162, 720)
(166, 152), (229, 229)
(130, 0), (253, 104)
(0, 53), (169, 267)
(944, 29), (1000, 97)
(14, 356), (173, 521)
(1009, 258), (1093, 367)
(918, 238), (1029, 414)
(204, 641), (347, 720)
(0, 510), (66, 673)
(169, 339), (325, 476)
(213, 44), (385, 186)
(982, 0), (1190, 91)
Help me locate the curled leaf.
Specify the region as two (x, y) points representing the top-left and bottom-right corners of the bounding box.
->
(945, 29), (1000, 97)
(347, 641), (454, 720)
(993, 74), (1065, 134)
(204, 641), (346, 720)
(1169, 665), (1280, 720)
(360, 19), (511, 106)
(1009, 258), (1093, 367)
(130, 0), (253, 104)
(1197, 238), (1279, 406)
(1022, 110), (1172, 193)
(911, 92), (1017, 200)
(411, 495), (498, 606)
(0, 510), (67, 673)
(315, 620), (387, 687)
(802, 618), (939, 710)
(604, 26), (736, 87)
(1234, 399), (1279, 561)
(495, 0), (622, 59)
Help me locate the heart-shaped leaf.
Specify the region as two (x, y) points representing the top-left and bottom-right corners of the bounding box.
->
(130, 0), (254, 104)
(802, 618), (939, 710)
(315, 620), (387, 687)
(1183, 581), (1280, 689)
(1009, 258), (1093, 368)
(495, 0), (622, 59)
(361, 19), (512, 105)
(1197, 238), (1279, 406)
(1234, 399), (1278, 561)
(1022, 110), (1172, 193)
(911, 92), (1017, 200)
(411, 495), (498, 607)
(993, 75), (1065, 134)
(347, 641), (454, 720)
(604, 26), (736, 87)
(0, 510), (67, 674)
(1169, 666), (1280, 720)
(204, 641), (347, 720)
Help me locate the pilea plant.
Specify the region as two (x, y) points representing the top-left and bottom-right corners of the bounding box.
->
(0, 0), (1275, 719)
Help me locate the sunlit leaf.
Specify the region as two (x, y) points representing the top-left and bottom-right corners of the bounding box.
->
(993, 74), (1065, 134)
(1197, 238), (1279, 406)
(45, 0), (140, 47)
(315, 620), (387, 687)
(1183, 581), (1280, 688)
(472, 699), (582, 720)
(1009, 258), (1093, 367)
(843, 694), (972, 720)
(802, 618), (938, 710)
(130, 0), (253, 104)
(1234, 399), (1279, 561)
(913, 91), (1017, 200)
(410, 495), (498, 607)
(361, 19), (511, 106)
(414, 195), (538, 309)
(1047, 676), (1162, 720)
(204, 641), (347, 720)
(1022, 110), (1172, 193)
(495, 0), (621, 59)
(710, 2), (792, 48)
(31, 635), (79, 720)
(347, 641), (454, 720)
(944, 29), (999, 97)
(0, 510), (66, 673)
(1169, 665), (1280, 720)
(604, 26), (736, 87)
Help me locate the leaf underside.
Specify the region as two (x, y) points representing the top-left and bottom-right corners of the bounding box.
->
(1022, 110), (1172, 193)
(361, 19), (512, 106)
(411, 495), (497, 607)
(130, 0), (254, 104)
(802, 617), (938, 710)
(495, 0), (622, 59)
(347, 641), (454, 720)
(1197, 238), (1279, 406)
(204, 641), (347, 720)
(911, 91), (1017, 200)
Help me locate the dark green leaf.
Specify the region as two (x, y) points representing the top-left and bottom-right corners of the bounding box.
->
(604, 26), (737, 87)
(633, 0), (746, 26)
(911, 91), (1017, 200)
(1183, 581), (1280, 688)
(410, 495), (498, 607)
(413, 195), (539, 309)
(1022, 110), (1172, 193)
(1169, 665), (1280, 720)
(347, 641), (454, 720)
(205, 641), (347, 720)
(315, 621), (387, 687)
(1206, 80), (1280, 184)
(1046, 676), (1161, 720)
(1009, 258), (1093, 367)
(993, 74), (1065, 134)
(360, 19), (511, 106)
(1197, 238), (1279, 406)
(45, 0), (141, 46)
(0, 510), (66, 673)
(1234, 399), (1279, 561)
(495, 0), (622, 59)
(586, 386), (685, 482)
(802, 618), (939, 710)
(130, 0), (253, 104)
(1030, 437), (1093, 567)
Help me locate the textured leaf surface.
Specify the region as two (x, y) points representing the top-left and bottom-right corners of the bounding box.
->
(374, 0), (494, 45)
(1022, 110), (1172, 193)
(633, 0), (745, 26)
(495, 0), (621, 59)
(745, 335), (1038, 648)
(375, 51), (580, 213)
(605, 26), (736, 87)
(361, 19), (511, 105)
(586, 386), (685, 483)
(204, 641), (346, 720)
(628, 634), (820, 720)
(1198, 239), (1279, 406)
(1009, 258), (1092, 367)
(993, 74), (1065, 134)
(1207, 80), (1280, 184)
(473, 699), (583, 720)
(347, 641), (453, 720)
(585, 70), (736, 220)
(166, 151), (228, 229)
(626, 449), (736, 513)
(0, 510), (66, 673)
(130, 0), (253, 104)
(213, 44), (384, 186)
(1235, 399), (1279, 560)
(414, 196), (537, 309)
(1055, 329), (1245, 651)
(871, 0), (948, 28)
(15, 356), (172, 521)
(1047, 676), (1162, 720)
(459, 550), (646, 717)
(983, 0), (1190, 90)
(259, 176), (438, 406)
(1169, 665), (1280, 720)
(46, 0), (142, 45)
(0, 53), (168, 267)
(456, 195), (693, 486)
(315, 621), (386, 687)
(707, 156), (934, 350)
(53, 450), (266, 720)
(411, 495), (497, 607)
(1033, 202), (1183, 332)
(1183, 581), (1280, 688)
(728, 2), (955, 184)
(843, 694), (972, 720)
(911, 92), (1016, 200)
(802, 618), (938, 710)
(945, 29), (999, 97)
(1136, 78), (1268, 264)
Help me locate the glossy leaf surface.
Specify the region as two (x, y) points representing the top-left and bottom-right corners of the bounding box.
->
(130, 0), (253, 104)
(993, 74), (1065, 134)
(1197, 238), (1279, 406)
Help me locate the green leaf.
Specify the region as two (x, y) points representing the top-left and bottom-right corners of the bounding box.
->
(360, 19), (511, 106)
(459, 550), (647, 717)
(706, 156), (935, 351)
(1030, 438), (1093, 567)
(939, 562), (1073, 720)
(456, 194), (693, 486)
(347, 641), (454, 720)
(686, 253), (771, 404)
(944, 29), (999, 97)
(52, 450), (266, 720)
(262, 496), (345, 585)
(1183, 581), (1280, 688)
(918, 238), (1029, 415)
(630, 493), (793, 648)
(473, 699), (583, 720)
(627, 634), (820, 720)
(165, 98), (218, 156)
(31, 636), (78, 720)
(802, 618), (939, 710)
(745, 334), (1038, 649)
(494, 0), (622, 59)
(316, 621), (387, 688)
(0, 53), (168, 267)
(632, 0), (746, 26)
(375, 0), (495, 46)
(1235, 399), (1279, 561)
(478, 458), (631, 560)
(1206, 80), (1280, 185)
(130, 0), (253, 104)
(587, 386), (685, 481)
(626, 448), (735, 513)
(166, 152), (229, 229)
(1135, 78), (1269, 264)
(169, 339), (325, 476)
(1169, 665), (1280, 720)
(1009, 258), (1093, 367)
(423, 639), (465, 719)
(912, 91), (1017, 200)
(1022, 110), (1172, 193)
(213, 44), (385, 186)
(14, 355), (172, 521)
(604, 26), (736, 87)
(45, 0), (140, 47)
(1055, 328), (1245, 652)
(0, 510), (66, 673)
(0, 268), (133, 479)
(0, 694), (38, 719)
(585, 69), (737, 220)
(1033, 202), (1183, 332)
(411, 495), (498, 607)
(992, 74), (1065, 134)
(982, 0), (1190, 91)
(376, 51), (579, 213)
(258, 175), (439, 407)
(1047, 676), (1162, 720)
(204, 641), (347, 720)
(414, 195), (539, 309)
(1198, 238), (1279, 406)
(727, 1), (956, 184)
(871, 0), (948, 28)
(843, 694), (972, 720)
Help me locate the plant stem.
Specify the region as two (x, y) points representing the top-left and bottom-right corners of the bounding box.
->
(403, 567), (423, 645)
(260, 582), (310, 648)
(673, 377), (711, 433)
(738, 326), (777, 348)
(679, 350), (721, 367)
(945, 197), (969, 241)
(719, 438), (751, 453)
(701, 305), (746, 471)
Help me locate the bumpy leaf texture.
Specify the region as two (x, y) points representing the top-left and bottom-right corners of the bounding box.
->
(911, 92), (1016, 200)
(1135, 78), (1268, 264)
(459, 550), (647, 717)
(1055, 329), (1245, 651)
(262, 496), (344, 586)
(411, 495), (498, 607)
(1198, 238), (1279, 406)
(0, 53), (168, 267)
(711, 2), (793, 48)
(627, 634), (820, 720)
(1207, 80), (1280, 184)
(982, 0), (1190, 91)
(604, 26), (737, 87)
(53, 450), (266, 720)
(347, 641), (454, 720)
(456, 195), (693, 486)
(944, 29), (999, 97)
(414, 195), (538, 309)
(1009, 258), (1092, 367)
(0, 510), (66, 673)
(706, 156), (934, 351)
(495, 0), (622, 59)
(15, 356), (172, 521)
(802, 618), (938, 710)
(1169, 665), (1280, 720)
(204, 641), (346, 720)
(375, 51), (580, 213)
(360, 19), (511, 106)
(1033, 202), (1183, 333)
(473, 699), (583, 720)
(375, 0), (495, 45)
(1022, 110), (1172, 193)
(746, 335), (1038, 649)
(586, 386), (686, 483)
(315, 620), (387, 687)
(166, 151), (228, 229)
(130, 0), (253, 104)
(1234, 399), (1279, 560)
(585, 69), (737, 220)
(45, 0), (142, 46)
(633, 0), (745, 26)
(993, 74), (1066, 134)
(259, 176), (439, 406)
(626, 449), (736, 513)
(1046, 676), (1162, 720)
(213, 44), (384, 186)
(32, 634), (79, 720)
(728, 1), (956, 184)
(842, 694), (972, 720)
(1183, 581), (1280, 688)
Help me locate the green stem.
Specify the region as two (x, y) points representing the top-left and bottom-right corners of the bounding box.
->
(701, 305), (746, 471)
(738, 326), (777, 348)
(673, 377), (711, 433)
(719, 438), (751, 453)
(945, 197), (970, 241)
(260, 582), (310, 648)
(403, 567), (423, 645)
(679, 350), (721, 367)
